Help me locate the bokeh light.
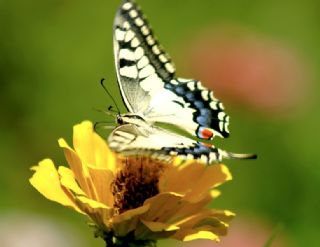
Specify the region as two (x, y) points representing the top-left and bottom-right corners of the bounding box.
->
(185, 25), (310, 117)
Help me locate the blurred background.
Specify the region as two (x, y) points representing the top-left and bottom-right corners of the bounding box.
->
(1, 0), (319, 246)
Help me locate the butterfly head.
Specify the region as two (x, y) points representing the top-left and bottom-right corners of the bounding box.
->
(116, 113), (148, 127)
(116, 114), (124, 125)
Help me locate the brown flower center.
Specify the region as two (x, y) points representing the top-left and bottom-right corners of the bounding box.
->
(111, 156), (166, 215)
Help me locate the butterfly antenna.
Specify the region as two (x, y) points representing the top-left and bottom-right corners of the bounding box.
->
(94, 121), (116, 132)
(100, 78), (120, 114)
(108, 105), (119, 113)
(92, 107), (117, 117)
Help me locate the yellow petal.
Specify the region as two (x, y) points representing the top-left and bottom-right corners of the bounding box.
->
(112, 205), (150, 237)
(167, 193), (213, 224)
(76, 196), (109, 209)
(159, 161), (205, 193)
(134, 220), (179, 240)
(58, 138), (91, 195)
(141, 220), (179, 232)
(113, 205), (150, 224)
(210, 189), (221, 199)
(141, 192), (185, 223)
(183, 230), (219, 242)
(29, 159), (81, 212)
(73, 121), (116, 171)
(183, 166), (230, 202)
(159, 162), (232, 203)
(87, 165), (114, 207)
(58, 166), (85, 196)
(196, 217), (227, 226)
(75, 196), (111, 227)
(207, 209), (235, 223)
(173, 209), (231, 237)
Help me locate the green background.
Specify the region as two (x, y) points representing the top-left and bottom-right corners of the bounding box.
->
(1, 0), (319, 246)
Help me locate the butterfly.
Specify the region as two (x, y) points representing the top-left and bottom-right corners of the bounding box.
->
(106, 0), (256, 164)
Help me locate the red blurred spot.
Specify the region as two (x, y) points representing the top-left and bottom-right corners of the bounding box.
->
(201, 128), (213, 139)
(184, 25), (311, 117)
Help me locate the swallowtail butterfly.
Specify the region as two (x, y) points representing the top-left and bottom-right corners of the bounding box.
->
(107, 0), (256, 164)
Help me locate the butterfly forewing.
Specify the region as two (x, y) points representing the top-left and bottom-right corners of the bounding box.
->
(114, 0), (175, 113)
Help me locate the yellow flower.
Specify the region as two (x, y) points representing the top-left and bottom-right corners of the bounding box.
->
(29, 121), (234, 246)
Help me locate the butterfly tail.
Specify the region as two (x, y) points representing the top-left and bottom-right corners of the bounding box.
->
(220, 150), (257, 160)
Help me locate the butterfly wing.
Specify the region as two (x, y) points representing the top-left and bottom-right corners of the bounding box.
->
(113, 0), (175, 113)
(114, 0), (229, 139)
(144, 77), (230, 139)
(108, 124), (255, 164)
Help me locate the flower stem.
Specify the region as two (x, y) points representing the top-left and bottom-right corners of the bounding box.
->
(103, 231), (156, 247)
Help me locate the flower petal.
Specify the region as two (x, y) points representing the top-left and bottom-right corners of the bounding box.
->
(87, 165), (114, 207)
(29, 159), (81, 212)
(159, 162), (232, 203)
(183, 164), (232, 202)
(75, 196), (111, 228)
(173, 208), (233, 239)
(58, 166), (86, 196)
(141, 220), (179, 232)
(182, 230), (219, 242)
(210, 189), (221, 199)
(112, 205), (150, 236)
(58, 138), (91, 195)
(141, 192), (186, 223)
(166, 193), (213, 224)
(134, 220), (179, 240)
(73, 121), (116, 171)
(76, 196), (109, 209)
(58, 166), (112, 221)
(206, 209), (235, 223)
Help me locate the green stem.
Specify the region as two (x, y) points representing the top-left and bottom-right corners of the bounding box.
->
(103, 232), (156, 247)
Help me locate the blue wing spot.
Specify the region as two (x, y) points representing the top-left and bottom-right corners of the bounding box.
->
(194, 144), (209, 153)
(164, 83), (173, 90)
(194, 100), (204, 108)
(200, 108), (211, 116)
(185, 92), (195, 101)
(175, 86), (186, 95)
(197, 115), (211, 126)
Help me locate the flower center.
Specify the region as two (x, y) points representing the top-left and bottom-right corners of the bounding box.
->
(111, 157), (165, 215)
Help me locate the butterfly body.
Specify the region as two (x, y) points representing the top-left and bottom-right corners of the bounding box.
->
(107, 0), (256, 164)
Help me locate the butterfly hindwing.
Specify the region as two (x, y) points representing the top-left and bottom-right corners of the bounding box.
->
(147, 78), (230, 139)
(108, 124), (226, 163)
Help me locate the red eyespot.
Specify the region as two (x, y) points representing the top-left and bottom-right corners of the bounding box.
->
(197, 127), (214, 139)
(201, 128), (214, 139)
